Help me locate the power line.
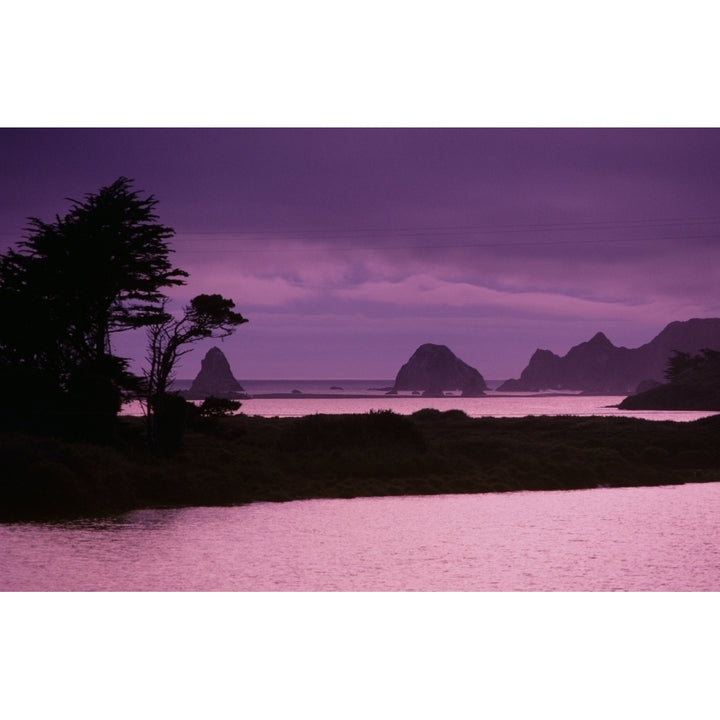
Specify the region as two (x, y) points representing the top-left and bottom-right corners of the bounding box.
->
(2, 217), (720, 256)
(3, 215), (720, 240)
(170, 215), (720, 240)
(170, 232), (720, 254)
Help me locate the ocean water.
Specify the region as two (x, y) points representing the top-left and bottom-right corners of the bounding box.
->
(123, 379), (718, 422)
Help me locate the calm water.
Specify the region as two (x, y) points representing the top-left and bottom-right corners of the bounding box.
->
(3, 483), (719, 591)
(124, 380), (718, 422)
(234, 394), (715, 421)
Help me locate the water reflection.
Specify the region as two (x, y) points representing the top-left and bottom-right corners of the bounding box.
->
(2, 483), (719, 591)
(122, 394), (719, 421)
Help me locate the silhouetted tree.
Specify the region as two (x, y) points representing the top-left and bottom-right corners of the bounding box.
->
(185, 397), (244, 434)
(144, 294), (248, 449)
(665, 348), (720, 384)
(198, 396), (243, 418)
(664, 351), (694, 382)
(0, 177), (188, 432)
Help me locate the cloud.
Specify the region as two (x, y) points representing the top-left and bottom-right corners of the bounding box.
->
(5, 128), (720, 379)
(165, 261), (317, 308)
(332, 273), (638, 318)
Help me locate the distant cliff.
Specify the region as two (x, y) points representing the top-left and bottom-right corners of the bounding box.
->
(498, 318), (720, 394)
(183, 347), (246, 400)
(393, 344), (486, 396)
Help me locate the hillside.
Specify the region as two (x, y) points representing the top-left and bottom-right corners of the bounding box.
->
(498, 318), (720, 394)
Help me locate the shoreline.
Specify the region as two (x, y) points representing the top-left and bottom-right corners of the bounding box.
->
(2, 410), (720, 522)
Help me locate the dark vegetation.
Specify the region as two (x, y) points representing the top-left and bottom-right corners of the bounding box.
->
(0, 178), (247, 451)
(619, 349), (720, 410)
(2, 408), (719, 521)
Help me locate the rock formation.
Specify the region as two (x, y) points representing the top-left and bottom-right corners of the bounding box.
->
(393, 344), (486, 396)
(498, 318), (720, 394)
(184, 347), (246, 399)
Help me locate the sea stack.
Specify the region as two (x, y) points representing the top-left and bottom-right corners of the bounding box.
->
(185, 347), (245, 399)
(393, 344), (487, 396)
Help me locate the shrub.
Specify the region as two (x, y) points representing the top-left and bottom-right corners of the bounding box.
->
(153, 393), (190, 454)
(199, 397), (242, 418)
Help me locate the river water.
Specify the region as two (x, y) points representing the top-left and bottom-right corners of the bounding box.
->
(2, 483), (719, 591)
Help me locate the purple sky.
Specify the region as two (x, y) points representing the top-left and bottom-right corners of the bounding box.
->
(2, 128), (720, 380)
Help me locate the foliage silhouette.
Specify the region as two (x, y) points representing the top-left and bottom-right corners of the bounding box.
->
(143, 294), (248, 449)
(0, 177), (188, 436)
(621, 348), (720, 410)
(3, 411), (719, 521)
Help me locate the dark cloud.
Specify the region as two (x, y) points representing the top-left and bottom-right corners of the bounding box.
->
(2, 128), (719, 378)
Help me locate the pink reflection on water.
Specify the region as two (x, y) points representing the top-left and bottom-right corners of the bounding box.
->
(2, 483), (719, 591)
(122, 393), (718, 422)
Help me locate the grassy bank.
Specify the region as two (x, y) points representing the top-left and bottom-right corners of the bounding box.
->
(2, 409), (720, 521)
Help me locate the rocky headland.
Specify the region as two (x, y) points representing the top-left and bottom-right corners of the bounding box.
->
(619, 348), (720, 411)
(498, 318), (720, 395)
(391, 344), (486, 397)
